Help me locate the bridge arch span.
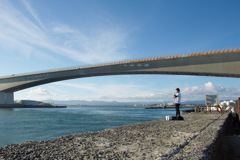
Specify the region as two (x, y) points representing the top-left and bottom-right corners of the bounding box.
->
(0, 49), (240, 104)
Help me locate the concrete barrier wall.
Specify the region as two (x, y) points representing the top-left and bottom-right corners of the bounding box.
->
(235, 97), (240, 120)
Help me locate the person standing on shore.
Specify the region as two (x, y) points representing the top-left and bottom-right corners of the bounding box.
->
(173, 88), (181, 118)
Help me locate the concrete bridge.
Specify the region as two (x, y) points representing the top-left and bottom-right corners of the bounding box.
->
(0, 49), (240, 104)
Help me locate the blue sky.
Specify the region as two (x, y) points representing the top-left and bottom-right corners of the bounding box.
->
(0, 0), (240, 103)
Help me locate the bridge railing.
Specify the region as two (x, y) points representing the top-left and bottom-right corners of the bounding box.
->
(1, 48), (240, 79)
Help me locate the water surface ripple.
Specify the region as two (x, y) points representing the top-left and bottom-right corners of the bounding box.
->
(0, 106), (184, 147)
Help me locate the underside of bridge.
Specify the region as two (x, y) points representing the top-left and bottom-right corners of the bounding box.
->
(0, 49), (239, 105)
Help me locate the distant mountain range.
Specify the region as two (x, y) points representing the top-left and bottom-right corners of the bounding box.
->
(44, 100), (208, 106)
(45, 100), (149, 106)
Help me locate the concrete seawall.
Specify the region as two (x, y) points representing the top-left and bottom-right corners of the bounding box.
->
(0, 113), (229, 159)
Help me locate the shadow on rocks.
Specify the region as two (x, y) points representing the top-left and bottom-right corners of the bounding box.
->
(204, 113), (240, 160)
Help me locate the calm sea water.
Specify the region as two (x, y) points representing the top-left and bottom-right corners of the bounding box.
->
(0, 106), (186, 147)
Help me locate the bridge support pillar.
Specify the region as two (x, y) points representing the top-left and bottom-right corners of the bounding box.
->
(0, 92), (14, 104)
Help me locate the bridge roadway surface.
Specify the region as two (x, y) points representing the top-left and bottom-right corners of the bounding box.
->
(0, 49), (240, 104)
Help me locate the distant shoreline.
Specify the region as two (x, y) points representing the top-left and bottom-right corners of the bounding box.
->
(65, 104), (196, 108)
(0, 104), (195, 109)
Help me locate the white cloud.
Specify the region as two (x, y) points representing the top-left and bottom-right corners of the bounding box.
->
(15, 82), (162, 102)
(204, 81), (215, 91)
(55, 81), (240, 102)
(15, 81), (240, 103)
(28, 88), (50, 96)
(15, 87), (71, 101)
(0, 0), (129, 64)
(182, 81), (240, 101)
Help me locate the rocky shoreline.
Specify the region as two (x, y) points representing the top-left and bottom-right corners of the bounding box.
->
(0, 113), (227, 160)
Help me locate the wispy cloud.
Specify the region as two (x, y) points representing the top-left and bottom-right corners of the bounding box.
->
(22, 0), (44, 28)
(56, 82), (147, 100)
(0, 0), (53, 59)
(0, 0), (129, 64)
(50, 23), (128, 63)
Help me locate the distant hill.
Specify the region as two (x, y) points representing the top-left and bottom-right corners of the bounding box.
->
(44, 100), (153, 106)
(44, 99), (207, 106)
